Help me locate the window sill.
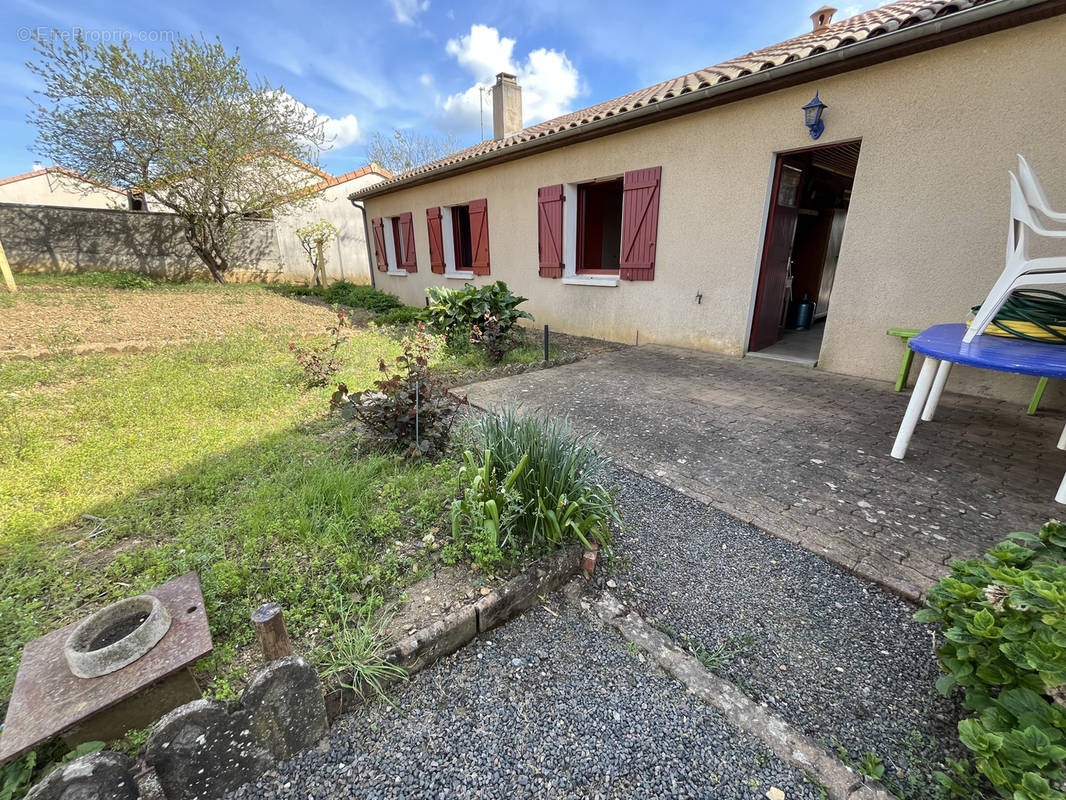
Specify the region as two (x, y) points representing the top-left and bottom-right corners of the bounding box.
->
(385, 270), (408, 277)
(444, 271), (476, 280)
(562, 275), (620, 287)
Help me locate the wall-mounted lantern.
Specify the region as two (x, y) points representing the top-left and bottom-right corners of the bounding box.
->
(802, 92), (827, 139)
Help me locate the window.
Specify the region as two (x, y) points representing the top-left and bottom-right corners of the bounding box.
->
(452, 205), (474, 270)
(371, 213), (417, 275)
(426, 199), (490, 277)
(577, 178), (623, 274)
(538, 166), (661, 284)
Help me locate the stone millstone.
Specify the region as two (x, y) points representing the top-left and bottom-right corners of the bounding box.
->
(65, 594), (172, 679)
(25, 751), (138, 800)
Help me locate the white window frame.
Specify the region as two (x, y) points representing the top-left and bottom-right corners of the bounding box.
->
(382, 216), (408, 277)
(440, 204), (476, 280)
(560, 176), (621, 287)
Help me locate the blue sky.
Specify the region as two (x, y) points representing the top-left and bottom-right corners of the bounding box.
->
(0, 0), (866, 178)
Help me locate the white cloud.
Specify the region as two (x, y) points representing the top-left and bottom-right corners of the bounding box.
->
(389, 0), (430, 24)
(518, 48), (580, 122)
(442, 25), (580, 131)
(276, 91), (363, 151)
(419, 73), (434, 88)
(445, 24), (517, 81)
(321, 113), (362, 150)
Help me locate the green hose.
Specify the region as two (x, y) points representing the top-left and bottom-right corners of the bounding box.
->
(971, 289), (1066, 344)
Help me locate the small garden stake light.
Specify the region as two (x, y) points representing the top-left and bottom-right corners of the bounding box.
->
(802, 92), (827, 139)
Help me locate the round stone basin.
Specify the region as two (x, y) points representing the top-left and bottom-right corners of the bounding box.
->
(64, 595), (172, 679)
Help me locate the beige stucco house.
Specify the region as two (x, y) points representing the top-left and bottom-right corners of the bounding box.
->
(352, 0), (1066, 404)
(0, 166), (129, 209)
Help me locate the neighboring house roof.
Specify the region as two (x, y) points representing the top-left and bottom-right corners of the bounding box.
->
(0, 166), (127, 195)
(315, 163), (393, 190)
(352, 0), (1061, 199)
(277, 163), (394, 206)
(238, 149), (334, 181)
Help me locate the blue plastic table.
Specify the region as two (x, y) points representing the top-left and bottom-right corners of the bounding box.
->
(890, 323), (1066, 503)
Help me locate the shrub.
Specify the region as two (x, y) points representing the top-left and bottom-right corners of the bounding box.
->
(331, 324), (463, 457)
(449, 407), (620, 571)
(421, 282), (532, 352)
(470, 311), (521, 363)
(289, 311), (348, 386)
(915, 521), (1066, 800)
(321, 281), (403, 314)
(286, 281), (403, 314)
(370, 306), (422, 327)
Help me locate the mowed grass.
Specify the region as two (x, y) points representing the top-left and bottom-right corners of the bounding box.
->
(0, 326), (459, 708)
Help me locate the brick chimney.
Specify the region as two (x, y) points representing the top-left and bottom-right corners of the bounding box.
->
(492, 72), (523, 140)
(810, 5), (837, 31)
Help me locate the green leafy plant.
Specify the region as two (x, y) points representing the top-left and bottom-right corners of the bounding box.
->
(449, 407), (620, 569)
(859, 752), (886, 781)
(370, 306), (422, 327)
(934, 758), (996, 799)
(317, 595), (407, 699)
(331, 324), (464, 457)
(37, 325), (80, 360)
(286, 281), (404, 314)
(915, 521), (1066, 800)
(421, 281), (533, 351)
(1, 740), (105, 800)
(449, 448), (529, 572)
(289, 310), (348, 386)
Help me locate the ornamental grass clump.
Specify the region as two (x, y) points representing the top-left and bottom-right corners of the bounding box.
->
(449, 406), (620, 571)
(915, 521), (1066, 800)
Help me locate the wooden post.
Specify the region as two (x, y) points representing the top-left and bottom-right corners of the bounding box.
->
(252, 602), (293, 661)
(0, 239), (16, 293)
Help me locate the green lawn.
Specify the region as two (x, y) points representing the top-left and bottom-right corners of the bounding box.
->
(0, 325), (460, 709)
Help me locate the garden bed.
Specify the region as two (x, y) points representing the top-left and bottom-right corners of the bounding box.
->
(0, 275), (624, 796)
(0, 274), (343, 357)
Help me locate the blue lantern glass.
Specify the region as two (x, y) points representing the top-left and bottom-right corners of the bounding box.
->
(802, 92), (827, 139)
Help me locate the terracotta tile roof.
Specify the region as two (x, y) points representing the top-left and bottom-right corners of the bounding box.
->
(0, 166), (126, 194)
(275, 163), (393, 205)
(316, 163), (393, 189)
(355, 0), (999, 196)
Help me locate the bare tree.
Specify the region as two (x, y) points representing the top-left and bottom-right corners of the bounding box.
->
(365, 128), (464, 176)
(28, 34), (327, 283)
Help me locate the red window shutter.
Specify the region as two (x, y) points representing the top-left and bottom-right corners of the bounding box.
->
(538, 185), (564, 278)
(398, 211), (417, 272)
(426, 207), (445, 274)
(469, 198), (491, 275)
(371, 217), (388, 272)
(620, 166), (662, 281)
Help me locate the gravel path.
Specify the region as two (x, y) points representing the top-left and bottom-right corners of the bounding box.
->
(228, 597), (823, 800)
(604, 468), (966, 799)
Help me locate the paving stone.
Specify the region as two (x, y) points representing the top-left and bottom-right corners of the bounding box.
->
(463, 345), (1064, 598)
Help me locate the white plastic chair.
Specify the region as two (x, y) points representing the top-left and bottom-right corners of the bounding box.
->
(963, 172), (1066, 344)
(921, 165), (1066, 425)
(1018, 154), (1066, 224)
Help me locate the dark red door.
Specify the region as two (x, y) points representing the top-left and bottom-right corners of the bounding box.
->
(749, 157), (805, 352)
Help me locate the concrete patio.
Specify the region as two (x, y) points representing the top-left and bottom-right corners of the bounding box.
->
(461, 344), (1066, 601)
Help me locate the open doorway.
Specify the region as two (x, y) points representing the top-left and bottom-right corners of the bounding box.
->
(747, 140), (861, 365)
